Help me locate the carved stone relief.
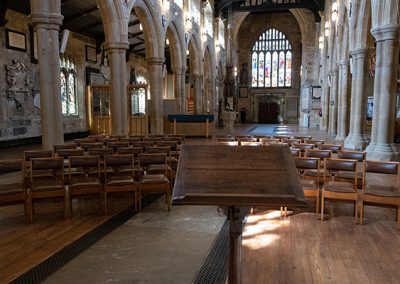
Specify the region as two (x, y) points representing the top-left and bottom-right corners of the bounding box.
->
(4, 59), (35, 115)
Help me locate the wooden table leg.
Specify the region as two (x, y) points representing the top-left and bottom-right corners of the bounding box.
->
(224, 206), (250, 284)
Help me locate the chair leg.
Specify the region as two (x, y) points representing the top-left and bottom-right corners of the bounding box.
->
(27, 196), (33, 223)
(104, 191), (108, 215)
(321, 193), (325, 221)
(64, 195), (69, 219)
(359, 201), (364, 225)
(354, 200), (358, 224)
(316, 193), (320, 216)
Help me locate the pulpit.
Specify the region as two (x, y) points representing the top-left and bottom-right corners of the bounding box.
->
(173, 145), (307, 283)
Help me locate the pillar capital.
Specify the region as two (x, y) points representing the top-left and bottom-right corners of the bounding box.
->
(104, 41), (129, 52)
(174, 67), (187, 75)
(30, 13), (63, 30)
(338, 59), (349, 67)
(371, 24), (400, 42)
(147, 57), (165, 65)
(349, 48), (368, 59)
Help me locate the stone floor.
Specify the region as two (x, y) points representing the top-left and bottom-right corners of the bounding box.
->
(44, 199), (226, 284)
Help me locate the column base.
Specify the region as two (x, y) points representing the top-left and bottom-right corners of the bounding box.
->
(335, 134), (346, 141)
(344, 133), (370, 150)
(365, 143), (400, 161)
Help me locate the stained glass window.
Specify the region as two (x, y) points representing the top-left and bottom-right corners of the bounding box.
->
(60, 56), (77, 115)
(251, 28), (292, 88)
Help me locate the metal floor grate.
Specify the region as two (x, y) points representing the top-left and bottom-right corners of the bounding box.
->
(10, 196), (159, 284)
(193, 220), (229, 284)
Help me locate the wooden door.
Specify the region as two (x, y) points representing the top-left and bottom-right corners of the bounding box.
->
(128, 84), (148, 135)
(258, 102), (278, 123)
(87, 85), (111, 134)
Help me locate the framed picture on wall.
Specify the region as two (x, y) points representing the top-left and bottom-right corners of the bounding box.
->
(86, 45), (97, 63)
(239, 86), (248, 98)
(5, 29), (27, 52)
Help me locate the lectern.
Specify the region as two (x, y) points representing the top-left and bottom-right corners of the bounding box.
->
(173, 145), (307, 284)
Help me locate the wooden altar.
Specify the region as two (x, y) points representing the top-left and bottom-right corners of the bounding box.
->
(173, 145), (307, 283)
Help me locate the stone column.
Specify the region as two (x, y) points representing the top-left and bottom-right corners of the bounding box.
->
(335, 60), (350, 141)
(344, 48), (369, 150)
(366, 24), (400, 160)
(147, 57), (164, 134)
(174, 67), (186, 114)
(320, 83), (330, 131)
(30, 1), (64, 150)
(193, 74), (202, 114)
(328, 68), (339, 135)
(105, 42), (129, 136)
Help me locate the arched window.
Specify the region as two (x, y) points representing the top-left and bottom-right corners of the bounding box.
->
(251, 28), (292, 88)
(60, 56), (77, 115)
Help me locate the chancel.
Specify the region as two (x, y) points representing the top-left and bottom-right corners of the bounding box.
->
(0, 0), (399, 283)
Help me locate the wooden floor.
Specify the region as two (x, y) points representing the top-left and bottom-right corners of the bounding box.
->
(0, 197), (134, 283)
(0, 125), (399, 283)
(242, 206), (400, 284)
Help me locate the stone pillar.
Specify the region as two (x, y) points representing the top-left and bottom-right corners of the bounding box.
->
(328, 68), (339, 135)
(174, 67), (186, 114)
(366, 24), (400, 160)
(320, 83), (330, 131)
(30, 0), (64, 150)
(147, 57), (164, 134)
(335, 60), (350, 141)
(105, 42), (129, 136)
(344, 48), (369, 150)
(193, 74), (202, 114)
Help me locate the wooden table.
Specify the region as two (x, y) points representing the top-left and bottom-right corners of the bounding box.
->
(173, 145), (307, 284)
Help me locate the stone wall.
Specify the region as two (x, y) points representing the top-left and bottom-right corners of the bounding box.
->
(235, 11), (302, 124)
(0, 10), (95, 140)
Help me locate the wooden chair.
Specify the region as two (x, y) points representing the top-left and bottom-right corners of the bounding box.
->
(103, 154), (138, 214)
(216, 141), (239, 146)
(305, 139), (325, 147)
(293, 135), (312, 143)
(319, 144), (342, 152)
(68, 155), (103, 216)
(215, 137), (235, 143)
(132, 141), (155, 152)
(121, 137), (141, 145)
(109, 135), (126, 141)
(303, 149), (332, 187)
(138, 153), (171, 211)
(239, 141), (262, 146)
(28, 157), (67, 222)
(74, 138), (93, 147)
(294, 157), (320, 214)
(360, 160), (400, 227)
(80, 142), (104, 151)
(290, 148), (301, 157)
(282, 138), (302, 146)
(23, 150), (53, 186)
(53, 143), (76, 154)
(336, 150), (366, 187)
(321, 158), (359, 222)
(292, 143), (314, 156)
(259, 138), (280, 145)
(107, 141), (129, 153)
(273, 135), (291, 141)
(0, 159), (28, 222)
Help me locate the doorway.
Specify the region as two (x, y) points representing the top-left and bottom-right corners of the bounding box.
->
(258, 102), (278, 123)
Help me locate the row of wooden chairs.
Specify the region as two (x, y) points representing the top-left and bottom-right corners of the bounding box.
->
(78, 134), (185, 145)
(0, 151), (174, 223)
(294, 156), (399, 227)
(215, 134), (314, 143)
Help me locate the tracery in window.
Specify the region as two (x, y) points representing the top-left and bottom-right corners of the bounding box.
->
(60, 56), (77, 115)
(251, 28), (292, 88)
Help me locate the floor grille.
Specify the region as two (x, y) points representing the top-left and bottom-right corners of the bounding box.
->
(193, 220), (229, 284)
(11, 204), (138, 283)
